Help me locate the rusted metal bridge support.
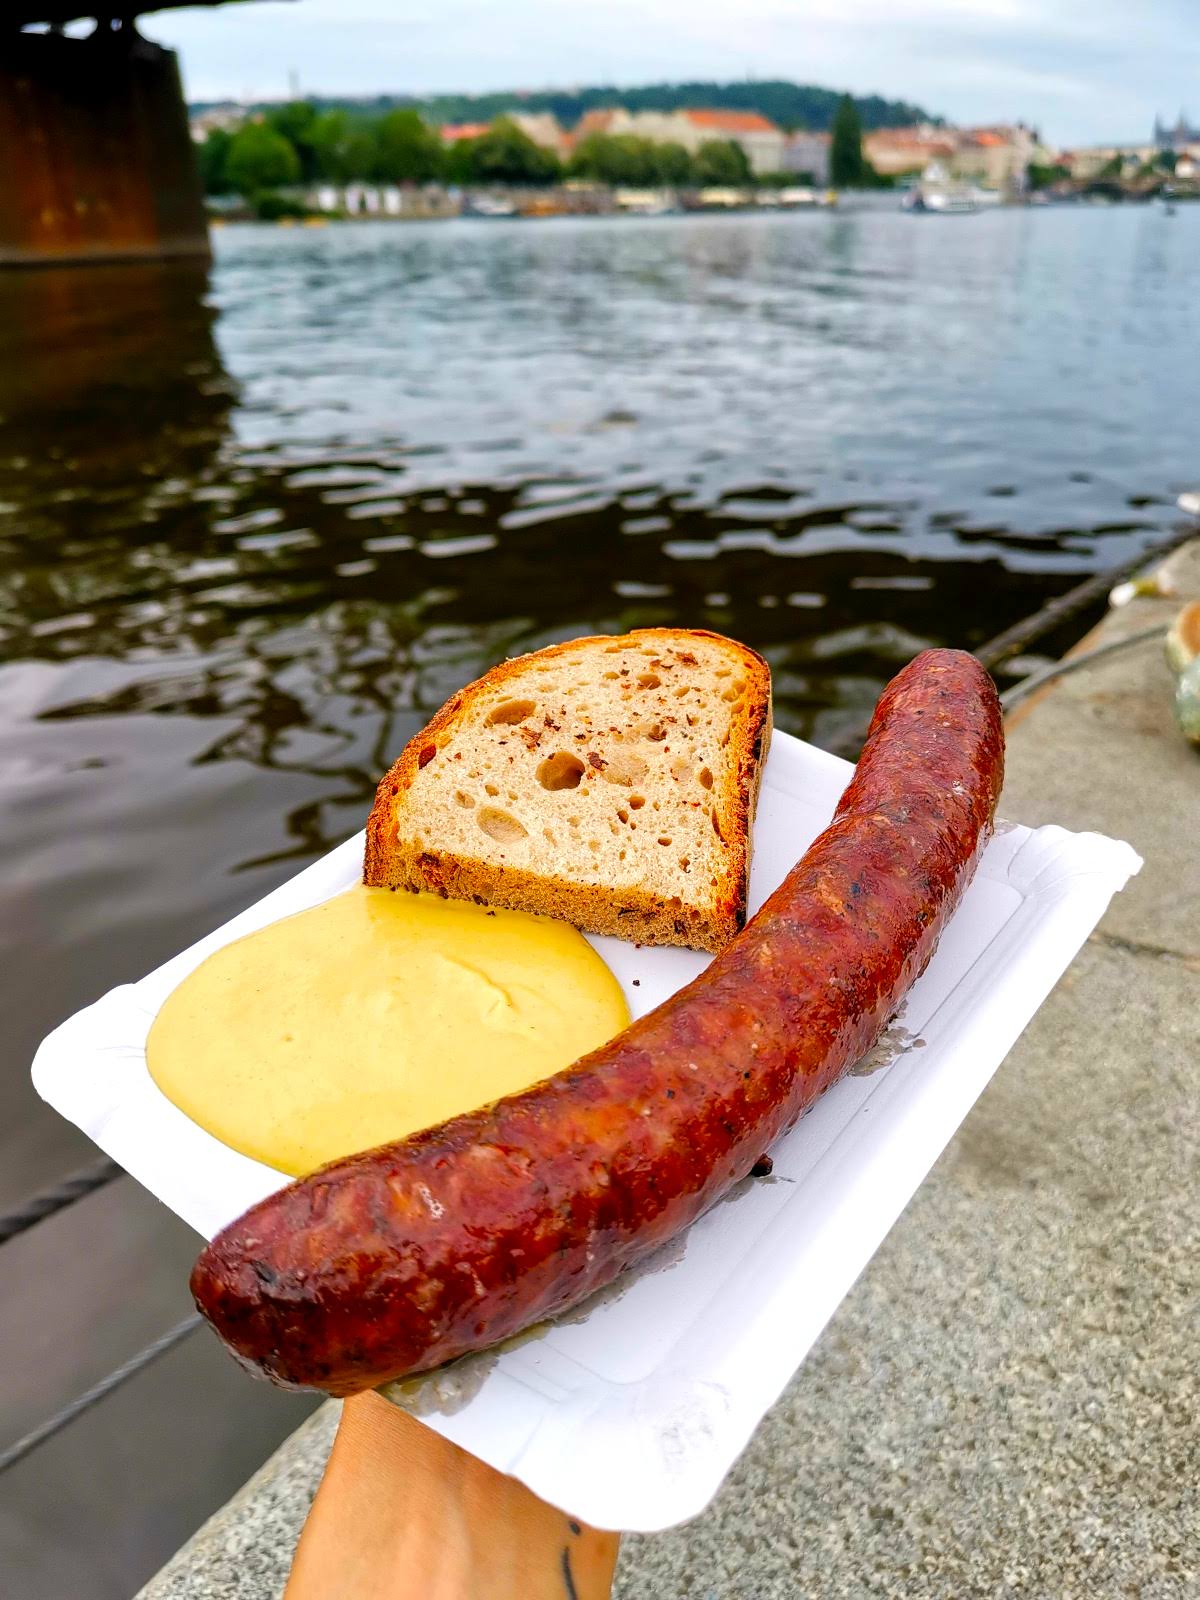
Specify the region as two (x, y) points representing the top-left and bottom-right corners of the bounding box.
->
(0, 26), (209, 266)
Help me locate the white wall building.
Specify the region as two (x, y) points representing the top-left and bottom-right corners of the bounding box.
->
(569, 107), (787, 175)
(782, 132), (831, 185)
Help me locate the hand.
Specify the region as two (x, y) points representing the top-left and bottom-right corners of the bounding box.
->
(285, 1392), (620, 1599)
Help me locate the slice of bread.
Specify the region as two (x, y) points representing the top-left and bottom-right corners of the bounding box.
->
(364, 629), (772, 952)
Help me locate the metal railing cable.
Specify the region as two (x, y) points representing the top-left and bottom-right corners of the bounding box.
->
(0, 1312), (203, 1476)
(0, 1156), (124, 1246)
(999, 622), (1167, 712)
(821, 526), (1194, 758)
(974, 526), (1192, 673)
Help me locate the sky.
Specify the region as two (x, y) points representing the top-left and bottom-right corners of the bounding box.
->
(142, 0), (1200, 147)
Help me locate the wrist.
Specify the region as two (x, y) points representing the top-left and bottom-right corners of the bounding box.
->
(286, 1393), (620, 1600)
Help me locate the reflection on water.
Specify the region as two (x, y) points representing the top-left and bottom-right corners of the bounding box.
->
(1, 206), (1197, 1595)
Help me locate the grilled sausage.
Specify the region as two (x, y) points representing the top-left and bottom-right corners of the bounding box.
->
(192, 649), (1003, 1395)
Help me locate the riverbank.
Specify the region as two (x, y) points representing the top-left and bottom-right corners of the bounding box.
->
(210, 181), (842, 224)
(211, 182), (1186, 226)
(135, 541), (1200, 1599)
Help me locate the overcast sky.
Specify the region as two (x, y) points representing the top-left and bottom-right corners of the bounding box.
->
(145, 0), (1199, 147)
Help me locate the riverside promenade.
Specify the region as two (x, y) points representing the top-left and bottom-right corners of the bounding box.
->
(140, 543), (1200, 1600)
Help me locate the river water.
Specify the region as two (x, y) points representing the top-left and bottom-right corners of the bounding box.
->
(2, 204), (1197, 1595)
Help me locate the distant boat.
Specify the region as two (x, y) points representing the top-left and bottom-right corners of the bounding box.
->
(903, 188), (978, 215)
(463, 195), (518, 219)
(778, 187), (837, 208)
(778, 186), (819, 207)
(925, 191), (980, 214)
(613, 188), (676, 216)
(903, 158), (982, 215)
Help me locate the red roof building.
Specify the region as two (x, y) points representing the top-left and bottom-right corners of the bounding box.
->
(440, 122), (492, 144)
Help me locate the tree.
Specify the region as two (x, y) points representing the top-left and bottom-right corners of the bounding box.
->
(197, 128), (233, 194)
(830, 94), (867, 186)
(693, 139), (751, 186)
(264, 100), (320, 182)
(225, 121), (300, 196)
(1026, 160), (1071, 190)
(653, 141), (694, 185)
(443, 136), (479, 186)
(462, 118), (560, 185)
(309, 110), (377, 182)
(568, 132), (663, 186)
(411, 81), (935, 137)
(372, 109), (444, 183)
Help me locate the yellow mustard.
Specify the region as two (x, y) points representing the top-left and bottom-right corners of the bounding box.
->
(147, 886), (629, 1176)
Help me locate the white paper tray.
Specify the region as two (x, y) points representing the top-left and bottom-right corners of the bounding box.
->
(32, 730), (1140, 1531)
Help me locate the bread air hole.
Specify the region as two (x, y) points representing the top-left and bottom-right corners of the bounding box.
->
(537, 752), (585, 791)
(698, 766), (713, 790)
(643, 722), (666, 741)
(477, 807), (527, 844)
(485, 782), (499, 796)
(418, 744), (437, 768)
(629, 794), (646, 809)
(722, 681), (745, 703)
(637, 672), (661, 690)
(487, 698), (536, 726)
(658, 835), (672, 846)
(455, 790), (474, 808)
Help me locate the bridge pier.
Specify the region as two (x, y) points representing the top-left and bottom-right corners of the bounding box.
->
(0, 26), (209, 267)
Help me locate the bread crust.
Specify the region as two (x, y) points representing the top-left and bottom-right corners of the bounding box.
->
(364, 629), (772, 953)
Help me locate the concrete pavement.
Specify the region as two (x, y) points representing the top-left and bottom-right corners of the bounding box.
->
(139, 545), (1200, 1600)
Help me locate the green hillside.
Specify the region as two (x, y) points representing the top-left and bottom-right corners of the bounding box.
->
(192, 79), (937, 133)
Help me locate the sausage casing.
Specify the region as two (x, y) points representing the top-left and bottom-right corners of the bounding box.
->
(191, 649), (1003, 1394)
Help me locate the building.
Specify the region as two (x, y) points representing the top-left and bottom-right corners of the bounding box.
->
(189, 102), (247, 141)
(507, 112), (569, 159)
(863, 124), (957, 176)
(1060, 144), (1158, 181)
(565, 106), (785, 175)
(569, 107), (623, 143)
(865, 122), (1043, 190)
(439, 121), (492, 144)
(439, 113), (568, 160)
(676, 110), (786, 174)
(1154, 112), (1200, 151)
(949, 125), (1041, 189)
(782, 131), (830, 185)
